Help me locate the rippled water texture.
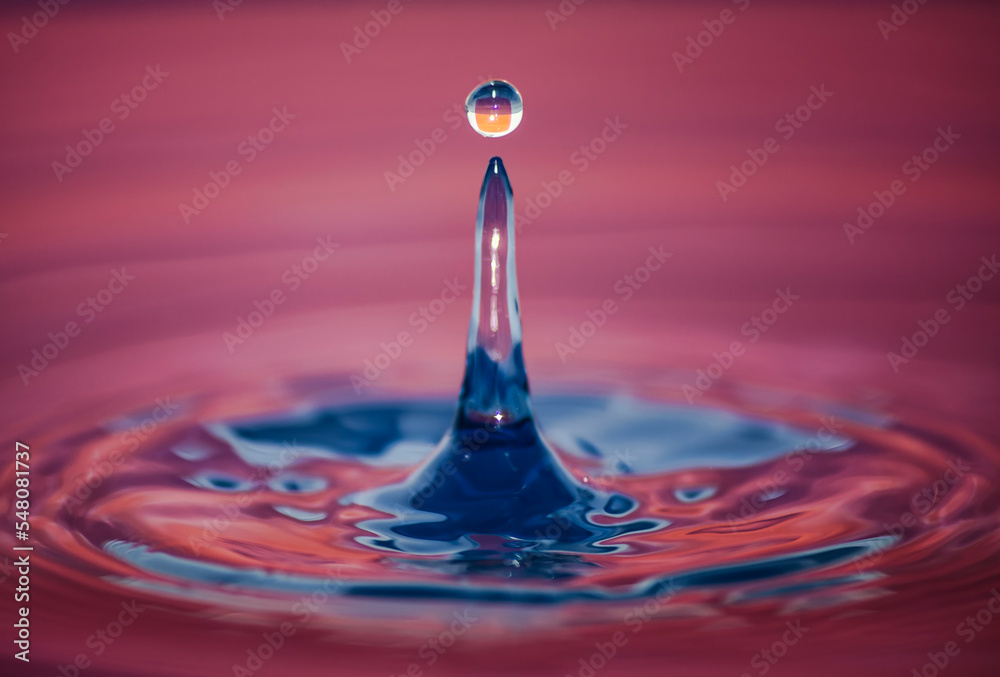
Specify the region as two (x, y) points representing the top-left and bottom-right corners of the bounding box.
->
(4, 368), (999, 676)
(35, 387), (1000, 609)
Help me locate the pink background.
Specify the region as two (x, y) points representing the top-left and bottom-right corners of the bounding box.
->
(1, 1), (999, 675)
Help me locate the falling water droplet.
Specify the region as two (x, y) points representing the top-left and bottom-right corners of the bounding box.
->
(465, 80), (523, 138)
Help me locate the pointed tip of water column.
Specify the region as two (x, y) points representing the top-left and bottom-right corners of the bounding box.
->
(481, 156), (511, 198)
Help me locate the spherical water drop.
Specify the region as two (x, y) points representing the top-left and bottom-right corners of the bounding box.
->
(465, 80), (523, 138)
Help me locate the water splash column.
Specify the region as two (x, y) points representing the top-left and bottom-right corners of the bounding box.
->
(458, 157), (534, 429)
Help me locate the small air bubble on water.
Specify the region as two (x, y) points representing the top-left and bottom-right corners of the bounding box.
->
(268, 474), (328, 494)
(674, 486), (718, 503)
(186, 472), (254, 492)
(273, 506), (328, 522)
